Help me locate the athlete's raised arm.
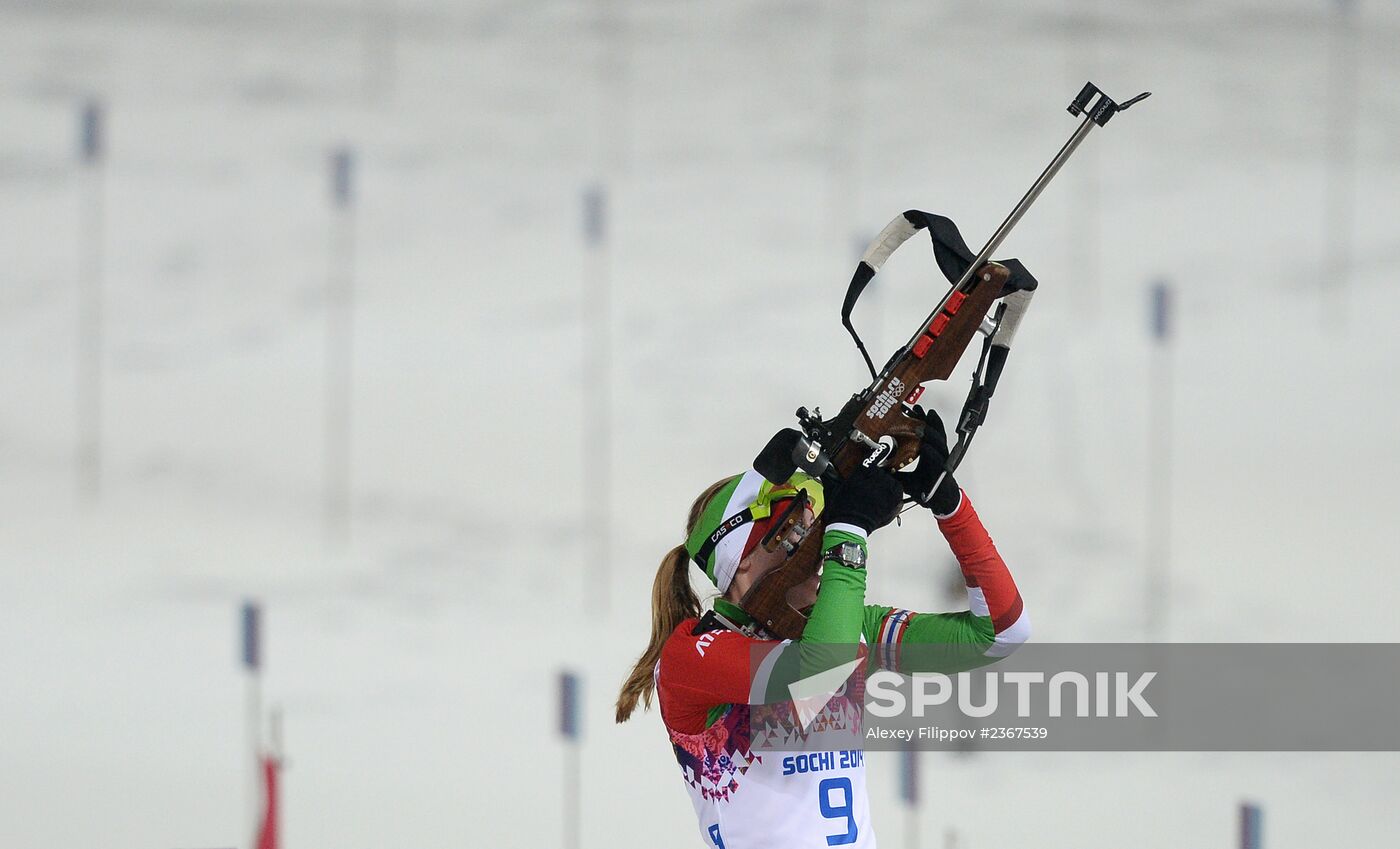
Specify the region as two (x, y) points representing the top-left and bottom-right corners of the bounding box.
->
(863, 407), (1030, 672)
(864, 490), (1029, 671)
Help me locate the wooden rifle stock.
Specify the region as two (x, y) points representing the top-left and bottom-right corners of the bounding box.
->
(739, 263), (1012, 639)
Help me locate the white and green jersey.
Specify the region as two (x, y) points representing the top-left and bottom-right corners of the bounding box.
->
(652, 495), (1028, 849)
(657, 615), (874, 849)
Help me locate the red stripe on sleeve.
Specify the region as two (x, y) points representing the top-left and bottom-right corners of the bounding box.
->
(992, 592), (1024, 634)
(937, 493), (1023, 630)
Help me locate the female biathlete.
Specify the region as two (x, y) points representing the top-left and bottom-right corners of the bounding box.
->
(616, 407), (1029, 848)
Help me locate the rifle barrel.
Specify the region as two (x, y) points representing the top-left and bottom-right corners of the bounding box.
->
(961, 113), (1098, 292)
(893, 111), (1100, 367)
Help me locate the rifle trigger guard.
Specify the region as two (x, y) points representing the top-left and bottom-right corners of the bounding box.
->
(849, 429), (877, 450)
(849, 429), (895, 469)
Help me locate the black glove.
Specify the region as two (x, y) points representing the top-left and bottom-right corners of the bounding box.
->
(824, 465), (903, 534)
(895, 405), (961, 516)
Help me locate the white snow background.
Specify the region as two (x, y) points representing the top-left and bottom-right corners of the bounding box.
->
(1, 0), (1398, 847)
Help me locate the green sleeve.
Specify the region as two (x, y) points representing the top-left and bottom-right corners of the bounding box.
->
(862, 603), (1001, 674)
(800, 528), (868, 644)
(758, 528), (868, 699)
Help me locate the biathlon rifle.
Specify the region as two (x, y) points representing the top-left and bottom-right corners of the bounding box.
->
(741, 82), (1150, 639)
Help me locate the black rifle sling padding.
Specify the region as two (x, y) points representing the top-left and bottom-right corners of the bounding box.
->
(842, 210), (1040, 378)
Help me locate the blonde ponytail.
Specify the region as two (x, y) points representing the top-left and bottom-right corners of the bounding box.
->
(615, 476), (736, 723)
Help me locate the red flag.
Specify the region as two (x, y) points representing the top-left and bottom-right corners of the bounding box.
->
(255, 754), (280, 849)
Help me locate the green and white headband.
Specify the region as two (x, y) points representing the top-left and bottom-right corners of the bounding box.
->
(684, 469), (825, 593)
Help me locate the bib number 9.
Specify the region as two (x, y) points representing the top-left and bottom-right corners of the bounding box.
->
(818, 777), (858, 846)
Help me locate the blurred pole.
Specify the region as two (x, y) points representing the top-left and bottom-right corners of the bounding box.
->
(1239, 801), (1263, 849)
(256, 707), (284, 849)
(899, 748), (919, 849)
(585, 0), (626, 614)
(559, 671), (582, 849)
(361, 0), (397, 104)
(269, 705), (282, 760)
(1322, 0), (1358, 330)
(1146, 281), (1173, 642)
(76, 100), (105, 504)
(582, 185), (610, 612)
(241, 601), (263, 844)
(596, 0), (630, 177)
(325, 149), (356, 549)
